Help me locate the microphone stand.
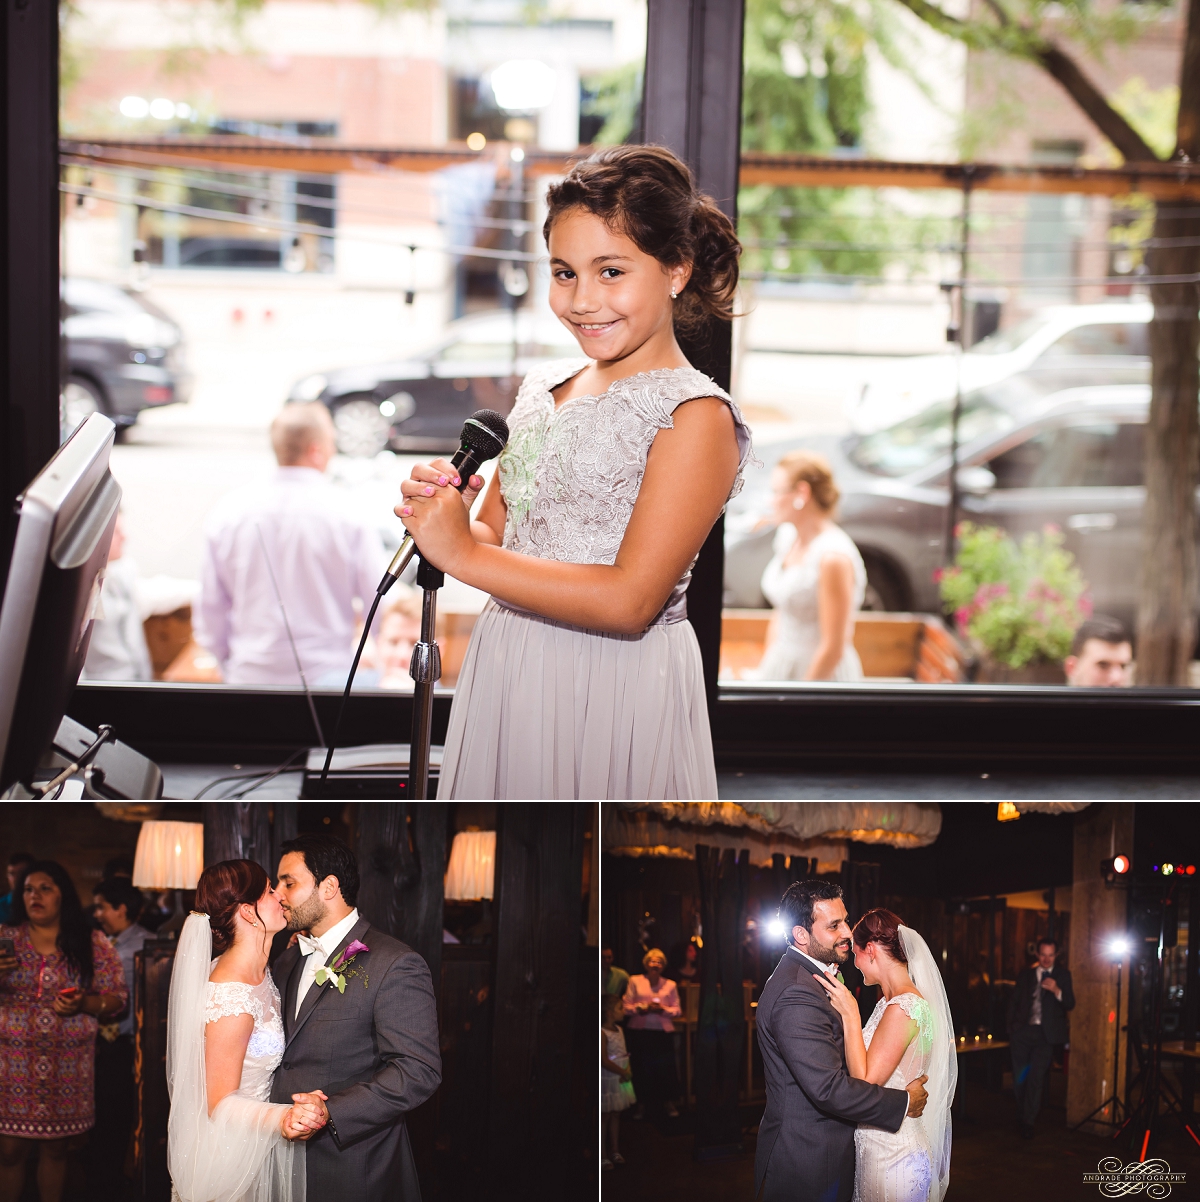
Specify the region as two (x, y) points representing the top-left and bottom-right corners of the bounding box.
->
(408, 553), (443, 798)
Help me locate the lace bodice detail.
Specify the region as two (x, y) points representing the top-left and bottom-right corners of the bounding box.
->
(205, 973), (286, 1102)
(863, 992), (935, 1089)
(497, 359), (753, 624)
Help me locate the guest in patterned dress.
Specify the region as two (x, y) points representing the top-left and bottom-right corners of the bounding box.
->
(395, 144), (752, 800)
(0, 860), (126, 1202)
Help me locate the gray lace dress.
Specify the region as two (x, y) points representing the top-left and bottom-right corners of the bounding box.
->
(437, 358), (753, 800)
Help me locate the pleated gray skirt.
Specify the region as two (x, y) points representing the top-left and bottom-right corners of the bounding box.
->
(437, 599), (719, 800)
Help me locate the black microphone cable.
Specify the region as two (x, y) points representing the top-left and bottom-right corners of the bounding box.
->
(318, 409), (510, 784)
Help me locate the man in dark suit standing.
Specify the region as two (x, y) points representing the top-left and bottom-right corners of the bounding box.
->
(1007, 936), (1074, 1139)
(754, 879), (928, 1202)
(270, 834), (442, 1201)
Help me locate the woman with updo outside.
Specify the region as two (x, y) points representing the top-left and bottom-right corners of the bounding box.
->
(0, 861), (126, 1202)
(395, 143), (752, 800)
(750, 450), (867, 681)
(165, 860), (325, 1202)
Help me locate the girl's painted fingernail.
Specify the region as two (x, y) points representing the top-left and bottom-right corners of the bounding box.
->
(424, 485), (434, 495)
(401, 506), (412, 516)
(472, 475), (482, 488)
(453, 476), (461, 486)
(438, 475), (448, 485)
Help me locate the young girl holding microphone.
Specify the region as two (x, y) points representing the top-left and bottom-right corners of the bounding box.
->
(397, 145), (751, 799)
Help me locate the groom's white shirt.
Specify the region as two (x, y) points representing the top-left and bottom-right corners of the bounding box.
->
(294, 907), (361, 1018)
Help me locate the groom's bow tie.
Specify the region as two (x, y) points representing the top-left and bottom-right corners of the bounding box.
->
(296, 933), (324, 958)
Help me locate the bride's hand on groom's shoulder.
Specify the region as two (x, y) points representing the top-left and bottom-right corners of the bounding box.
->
(812, 972), (859, 1025)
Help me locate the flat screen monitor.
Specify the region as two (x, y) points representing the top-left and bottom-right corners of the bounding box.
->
(0, 413), (121, 793)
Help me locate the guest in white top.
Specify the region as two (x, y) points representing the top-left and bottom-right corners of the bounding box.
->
(750, 450), (867, 682)
(196, 403), (385, 686)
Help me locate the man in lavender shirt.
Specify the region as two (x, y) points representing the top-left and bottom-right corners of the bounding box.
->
(196, 403), (386, 685)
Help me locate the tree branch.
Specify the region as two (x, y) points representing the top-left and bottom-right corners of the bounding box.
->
(892, 0), (1163, 163)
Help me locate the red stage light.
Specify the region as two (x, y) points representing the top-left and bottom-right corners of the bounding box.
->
(1187, 865), (1196, 875)
(1113, 855), (1130, 874)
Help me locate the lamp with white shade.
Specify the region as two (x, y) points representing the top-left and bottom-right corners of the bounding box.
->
(133, 820), (203, 935)
(444, 830), (496, 902)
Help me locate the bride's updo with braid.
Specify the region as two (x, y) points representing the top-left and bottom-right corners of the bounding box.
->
(195, 859), (270, 954)
(543, 144), (741, 335)
(853, 908), (908, 964)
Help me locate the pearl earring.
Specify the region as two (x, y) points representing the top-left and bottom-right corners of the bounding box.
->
(793, 497), (806, 510)
(670, 289), (677, 299)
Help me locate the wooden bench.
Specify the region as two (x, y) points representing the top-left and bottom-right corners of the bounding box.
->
(719, 609), (968, 682)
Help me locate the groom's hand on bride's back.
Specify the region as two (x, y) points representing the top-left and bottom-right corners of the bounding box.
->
(904, 1074), (928, 1118)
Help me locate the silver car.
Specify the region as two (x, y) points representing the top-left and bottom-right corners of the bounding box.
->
(725, 384), (1157, 630)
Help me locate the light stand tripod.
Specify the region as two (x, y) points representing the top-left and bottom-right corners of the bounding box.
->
(407, 554), (443, 799)
(1073, 955), (1128, 1130)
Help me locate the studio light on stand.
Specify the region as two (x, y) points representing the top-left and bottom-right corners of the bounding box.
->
(133, 820), (203, 937)
(1075, 934), (1132, 1131)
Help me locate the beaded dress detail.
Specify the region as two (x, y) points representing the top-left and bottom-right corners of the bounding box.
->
(437, 359), (753, 800)
(204, 975), (286, 1102)
(854, 993), (935, 1202)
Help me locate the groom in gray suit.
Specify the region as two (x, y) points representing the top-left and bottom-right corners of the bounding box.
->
(270, 835), (441, 1201)
(755, 879), (926, 1202)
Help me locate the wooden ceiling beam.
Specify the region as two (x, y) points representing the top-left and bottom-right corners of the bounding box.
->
(60, 139), (1200, 198)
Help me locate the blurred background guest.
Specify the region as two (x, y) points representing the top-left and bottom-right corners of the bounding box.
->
(0, 861), (126, 1202)
(0, 854), (33, 926)
(603, 947), (629, 998)
(671, 937), (701, 986)
(601, 993), (635, 1170)
(316, 588), (422, 690)
(1064, 617), (1133, 687)
(749, 451), (866, 682)
(625, 948), (681, 1121)
(81, 514), (152, 682)
(89, 879), (151, 1200)
(195, 401), (385, 686)
(1007, 937), (1075, 1139)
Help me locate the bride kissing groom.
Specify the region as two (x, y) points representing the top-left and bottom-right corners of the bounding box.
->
(754, 880), (957, 1202)
(166, 834), (442, 1202)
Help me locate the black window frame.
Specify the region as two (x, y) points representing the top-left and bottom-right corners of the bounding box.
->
(6, 0), (1200, 785)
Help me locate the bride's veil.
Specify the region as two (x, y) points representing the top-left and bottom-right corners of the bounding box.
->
(167, 912), (302, 1202)
(899, 925), (957, 1202)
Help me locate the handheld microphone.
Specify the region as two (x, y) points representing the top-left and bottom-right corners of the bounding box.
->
(377, 408), (510, 596)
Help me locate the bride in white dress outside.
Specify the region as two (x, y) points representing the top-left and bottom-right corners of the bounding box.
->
(749, 450), (867, 682)
(167, 860), (326, 1202)
(814, 908), (957, 1202)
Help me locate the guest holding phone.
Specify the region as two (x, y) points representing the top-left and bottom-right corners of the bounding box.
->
(0, 861), (126, 1202)
(624, 948), (682, 1121)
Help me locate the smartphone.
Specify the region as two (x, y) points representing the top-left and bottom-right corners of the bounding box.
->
(0, 938), (15, 958)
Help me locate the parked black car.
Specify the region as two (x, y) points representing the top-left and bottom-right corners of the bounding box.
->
(62, 278), (190, 440)
(288, 308), (580, 456)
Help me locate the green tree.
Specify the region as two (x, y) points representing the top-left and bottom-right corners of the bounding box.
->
(893, 0), (1200, 684)
(739, 0), (949, 279)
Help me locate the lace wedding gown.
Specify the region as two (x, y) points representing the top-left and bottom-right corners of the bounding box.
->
(854, 993), (935, 1202)
(437, 359), (753, 800)
(167, 915), (304, 1202)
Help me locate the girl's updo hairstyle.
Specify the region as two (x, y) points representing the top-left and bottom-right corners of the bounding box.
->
(776, 450), (840, 513)
(543, 144), (741, 335)
(852, 908), (908, 964)
(195, 859), (270, 954)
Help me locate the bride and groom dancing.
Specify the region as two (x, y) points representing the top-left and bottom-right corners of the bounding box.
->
(755, 880), (957, 1202)
(166, 834), (441, 1202)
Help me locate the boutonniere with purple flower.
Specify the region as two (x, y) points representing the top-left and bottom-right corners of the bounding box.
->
(314, 940), (370, 994)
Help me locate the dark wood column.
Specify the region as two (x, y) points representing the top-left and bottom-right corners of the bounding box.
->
(642, 0), (746, 705)
(354, 802), (445, 991)
(489, 803), (588, 1189)
(201, 801), (274, 872)
(694, 844), (749, 1153)
(1, 0), (62, 593)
